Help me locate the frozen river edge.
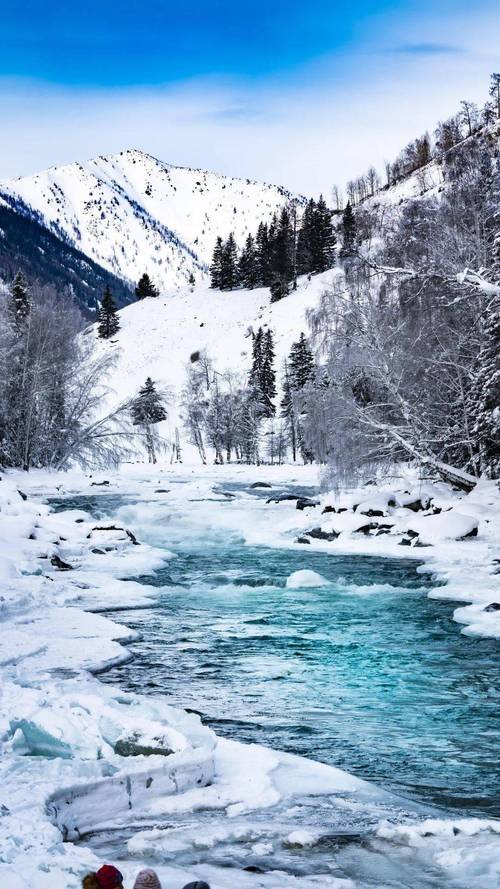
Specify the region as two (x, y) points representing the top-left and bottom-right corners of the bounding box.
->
(1, 462), (500, 889)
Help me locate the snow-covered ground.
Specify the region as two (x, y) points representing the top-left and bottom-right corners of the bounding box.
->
(1, 461), (499, 888)
(0, 150), (301, 291)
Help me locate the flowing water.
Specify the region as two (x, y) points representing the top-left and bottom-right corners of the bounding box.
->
(49, 479), (500, 888)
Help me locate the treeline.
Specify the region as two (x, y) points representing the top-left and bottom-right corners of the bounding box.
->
(209, 197), (336, 302)
(182, 329), (321, 465)
(338, 73), (500, 207)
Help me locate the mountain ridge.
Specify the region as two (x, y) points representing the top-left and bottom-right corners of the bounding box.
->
(1, 149), (303, 294)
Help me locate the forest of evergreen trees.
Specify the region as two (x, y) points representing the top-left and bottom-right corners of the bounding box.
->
(209, 197), (336, 300)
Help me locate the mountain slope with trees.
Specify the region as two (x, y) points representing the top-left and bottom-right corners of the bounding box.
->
(0, 197), (133, 314)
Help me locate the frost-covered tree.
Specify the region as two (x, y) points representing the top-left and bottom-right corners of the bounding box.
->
(97, 286), (120, 339)
(131, 377), (168, 464)
(181, 353), (213, 464)
(469, 296), (500, 477)
(489, 73), (500, 119)
(0, 282), (134, 471)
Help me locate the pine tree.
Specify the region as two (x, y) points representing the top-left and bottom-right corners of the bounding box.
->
(249, 327), (264, 393)
(280, 360), (297, 461)
(296, 199), (316, 275)
(340, 202), (357, 259)
(255, 222), (271, 287)
(238, 234), (258, 288)
(313, 195), (336, 272)
(8, 272), (30, 328)
(97, 286), (120, 339)
(261, 329), (276, 415)
(210, 237), (224, 289)
(470, 296), (500, 478)
(135, 272), (159, 299)
(220, 233), (239, 290)
(131, 377), (168, 464)
(289, 333), (315, 390)
(269, 208), (294, 302)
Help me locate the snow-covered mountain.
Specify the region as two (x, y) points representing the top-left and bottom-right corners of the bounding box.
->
(0, 150), (301, 291)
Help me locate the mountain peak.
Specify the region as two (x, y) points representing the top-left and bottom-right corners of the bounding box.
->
(1, 152), (301, 292)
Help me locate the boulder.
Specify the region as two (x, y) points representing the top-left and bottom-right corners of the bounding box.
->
(114, 732), (175, 758)
(296, 497), (320, 511)
(484, 603), (500, 613)
(267, 493), (300, 504)
(306, 527), (340, 542)
(50, 554), (74, 571)
(353, 522), (379, 535)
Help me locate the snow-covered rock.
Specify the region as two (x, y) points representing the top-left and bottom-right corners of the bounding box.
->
(408, 511), (478, 543)
(286, 569), (329, 588)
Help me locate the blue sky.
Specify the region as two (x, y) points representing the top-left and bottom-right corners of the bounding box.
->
(1, 0), (400, 86)
(0, 0), (499, 193)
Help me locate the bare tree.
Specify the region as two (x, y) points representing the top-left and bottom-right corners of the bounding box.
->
(489, 73), (500, 119)
(331, 184), (344, 211)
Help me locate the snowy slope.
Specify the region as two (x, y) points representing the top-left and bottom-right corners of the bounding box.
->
(92, 270), (339, 444)
(0, 150), (301, 291)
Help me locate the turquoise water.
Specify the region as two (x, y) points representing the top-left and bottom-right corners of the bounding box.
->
(67, 484), (499, 821)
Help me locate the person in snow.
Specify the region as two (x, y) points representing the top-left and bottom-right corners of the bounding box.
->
(82, 864), (124, 889)
(133, 870), (163, 889)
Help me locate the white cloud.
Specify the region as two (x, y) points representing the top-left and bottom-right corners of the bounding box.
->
(0, 5), (498, 196)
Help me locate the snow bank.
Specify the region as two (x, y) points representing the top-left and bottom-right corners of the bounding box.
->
(376, 818), (500, 889)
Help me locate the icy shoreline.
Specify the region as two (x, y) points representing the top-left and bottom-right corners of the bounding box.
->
(1, 463), (499, 888)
